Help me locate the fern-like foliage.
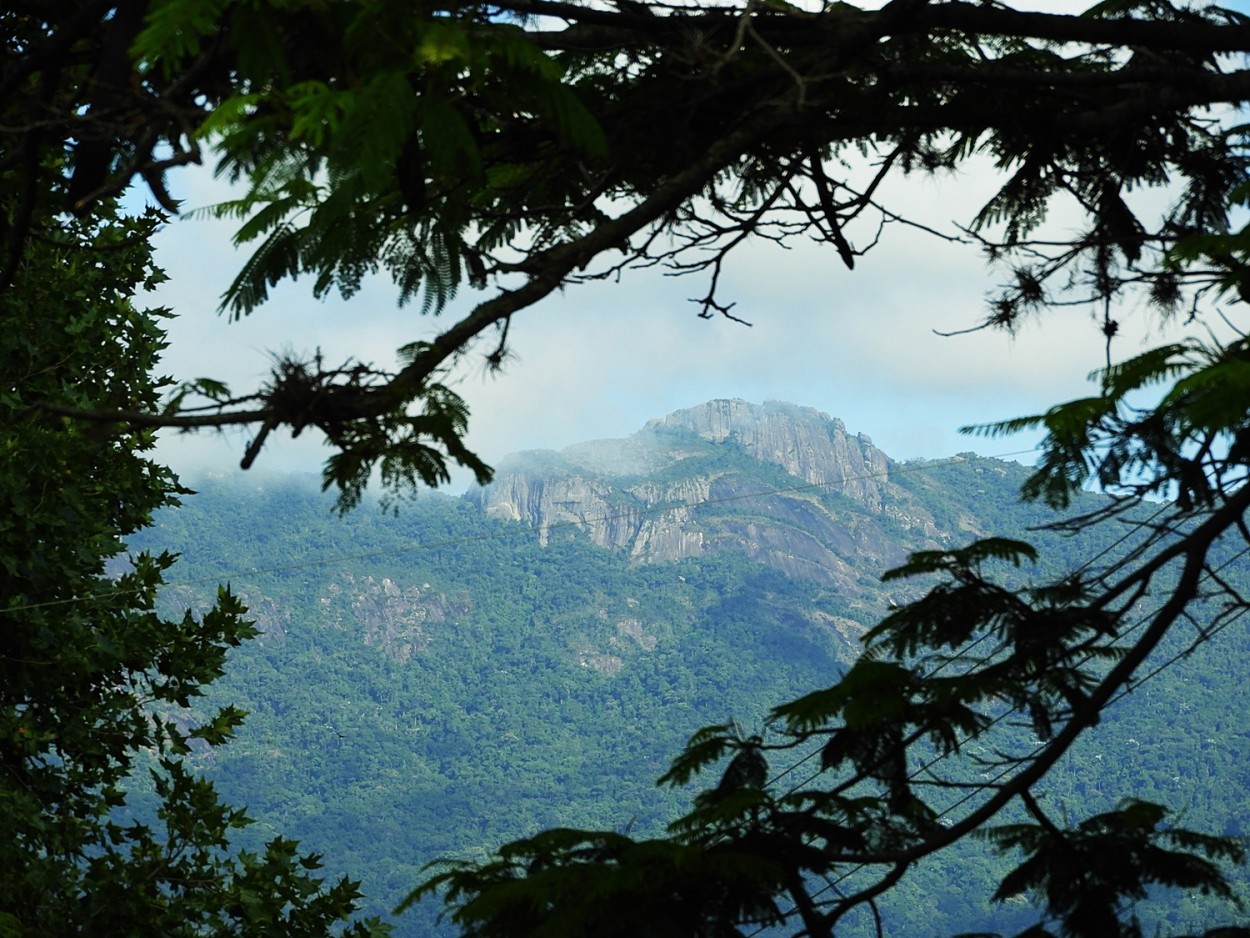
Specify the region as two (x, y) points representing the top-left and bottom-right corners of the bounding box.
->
(982, 799), (1245, 938)
(154, 1), (610, 321)
(968, 339), (1250, 510)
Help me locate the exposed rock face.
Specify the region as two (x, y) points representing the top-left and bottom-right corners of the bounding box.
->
(650, 400), (892, 510)
(469, 399), (925, 586)
(238, 594), (289, 645)
(472, 469), (650, 550)
(319, 575), (469, 663)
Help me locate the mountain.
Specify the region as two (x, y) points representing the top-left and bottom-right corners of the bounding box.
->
(473, 401), (897, 578)
(473, 399), (1065, 596)
(127, 401), (1250, 936)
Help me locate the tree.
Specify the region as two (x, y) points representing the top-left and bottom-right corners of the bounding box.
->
(8, 0), (1250, 934)
(0, 191), (386, 933)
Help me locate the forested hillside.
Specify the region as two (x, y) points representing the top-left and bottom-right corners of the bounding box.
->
(127, 403), (1250, 935)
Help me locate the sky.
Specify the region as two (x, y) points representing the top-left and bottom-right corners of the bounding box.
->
(142, 2), (1249, 495)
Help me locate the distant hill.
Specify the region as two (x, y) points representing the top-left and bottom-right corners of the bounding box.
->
(128, 401), (1250, 935)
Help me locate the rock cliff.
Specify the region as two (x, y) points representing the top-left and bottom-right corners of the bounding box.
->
(650, 400), (892, 510)
(469, 399), (943, 587)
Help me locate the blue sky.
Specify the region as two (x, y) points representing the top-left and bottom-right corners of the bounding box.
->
(144, 1), (1250, 494)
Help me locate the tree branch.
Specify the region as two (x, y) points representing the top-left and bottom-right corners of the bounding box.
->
(840, 481), (1250, 867)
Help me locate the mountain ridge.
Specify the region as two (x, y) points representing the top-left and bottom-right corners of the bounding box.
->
(471, 399), (980, 589)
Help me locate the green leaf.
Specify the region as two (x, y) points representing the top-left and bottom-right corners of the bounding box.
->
(656, 723), (735, 788)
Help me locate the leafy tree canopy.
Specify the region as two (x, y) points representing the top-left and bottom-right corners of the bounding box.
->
(0, 191), (386, 932)
(8, 1), (1250, 936)
(7, 0), (1250, 501)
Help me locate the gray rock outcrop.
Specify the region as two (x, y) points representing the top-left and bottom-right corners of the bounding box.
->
(468, 399), (918, 581)
(650, 400), (891, 510)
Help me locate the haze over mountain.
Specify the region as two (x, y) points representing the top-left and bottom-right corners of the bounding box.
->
(473, 399), (1027, 586)
(130, 401), (1250, 935)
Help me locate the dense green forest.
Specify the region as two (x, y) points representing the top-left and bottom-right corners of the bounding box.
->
(126, 424), (1250, 935)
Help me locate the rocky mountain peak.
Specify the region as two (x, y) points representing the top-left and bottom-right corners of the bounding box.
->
(649, 399), (891, 508)
(468, 400), (913, 578)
